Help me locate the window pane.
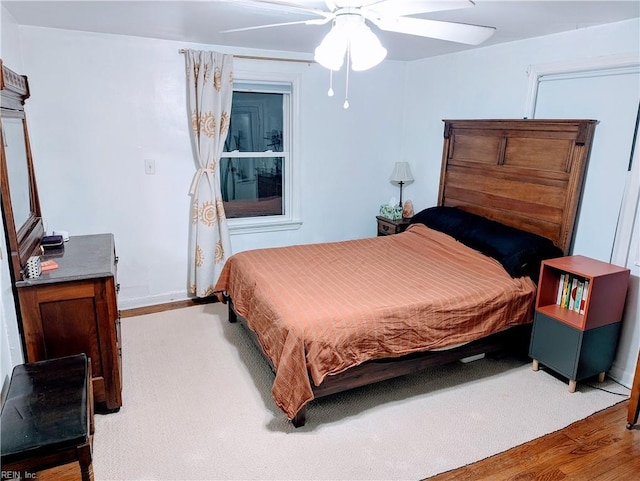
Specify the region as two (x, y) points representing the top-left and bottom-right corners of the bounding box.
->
(221, 157), (283, 218)
(224, 92), (284, 153)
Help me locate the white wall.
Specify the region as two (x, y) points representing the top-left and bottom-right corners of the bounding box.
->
(14, 25), (407, 308)
(402, 18), (640, 385)
(0, 5), (25, 399)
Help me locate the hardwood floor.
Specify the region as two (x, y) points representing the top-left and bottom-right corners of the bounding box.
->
(38, 401), (638, 481)
(426, 400), (639, 481)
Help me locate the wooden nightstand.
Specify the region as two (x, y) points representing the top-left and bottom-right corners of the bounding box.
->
(529, 255), (630, 392)
(376, 216), (411, 236)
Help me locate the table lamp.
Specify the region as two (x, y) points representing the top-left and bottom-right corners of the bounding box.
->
(389, 162), (414, 207)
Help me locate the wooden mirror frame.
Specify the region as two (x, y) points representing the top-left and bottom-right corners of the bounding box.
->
(1, 59), (44, 281)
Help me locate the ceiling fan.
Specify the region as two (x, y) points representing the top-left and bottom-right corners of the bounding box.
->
(225, 0), (496, 70)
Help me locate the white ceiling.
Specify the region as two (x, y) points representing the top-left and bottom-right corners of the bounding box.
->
(2, 0), (639, 62)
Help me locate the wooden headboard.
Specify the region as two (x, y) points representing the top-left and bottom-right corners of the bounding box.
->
(438, 119), (597, 254)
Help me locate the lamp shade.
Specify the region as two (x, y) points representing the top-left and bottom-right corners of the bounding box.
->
(314, 20), (348, 71)
(390, 162), (414, 183)
(314, 14), (387, 72)
(349, 18), (387, 71)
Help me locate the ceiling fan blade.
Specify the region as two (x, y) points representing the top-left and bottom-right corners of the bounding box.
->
(374, 16), (495, 45)
(365, 0), (475, 18)
(232, 0), (332, 18)
(221, 18), (330, 34)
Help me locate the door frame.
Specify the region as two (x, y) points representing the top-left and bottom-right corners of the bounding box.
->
(524, 53), (639, 119)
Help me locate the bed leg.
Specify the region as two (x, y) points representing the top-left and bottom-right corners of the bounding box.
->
(228, 302), (237, 323)
(292, 407), (306, 428)
(532, 359), (539, 371)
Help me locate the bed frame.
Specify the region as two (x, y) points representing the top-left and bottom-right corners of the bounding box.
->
(228, 119), (597, 427)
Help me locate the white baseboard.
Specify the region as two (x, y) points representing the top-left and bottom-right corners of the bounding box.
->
(117, 291), (192, 310)
(609, 363), (633, 389)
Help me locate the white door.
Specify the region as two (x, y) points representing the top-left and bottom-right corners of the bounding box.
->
(534, 70), (638, 261)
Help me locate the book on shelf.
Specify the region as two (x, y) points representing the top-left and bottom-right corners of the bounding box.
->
(568, 277), (578, 311)
(579, 279), (589, 315)
(573, 280), (583, 313)
(556, 273), (566, 305)
(560, 274), (570, 308)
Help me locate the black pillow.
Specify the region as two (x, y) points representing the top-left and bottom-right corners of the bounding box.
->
(411, 206), (563, 280)
(410, 206), (483, 240)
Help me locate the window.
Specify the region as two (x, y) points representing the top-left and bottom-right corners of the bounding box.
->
(221, 75), (300, 233)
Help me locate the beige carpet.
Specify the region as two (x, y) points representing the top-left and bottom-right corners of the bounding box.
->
(93, 304), (628, 480)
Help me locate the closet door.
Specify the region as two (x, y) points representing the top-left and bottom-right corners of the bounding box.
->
(534, 69), (638, 261)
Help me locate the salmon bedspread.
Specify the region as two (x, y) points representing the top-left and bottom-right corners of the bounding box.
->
(214, 224), (537, 419)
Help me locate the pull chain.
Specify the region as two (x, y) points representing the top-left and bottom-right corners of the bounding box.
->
(328, 69), (334, 97)
(343, 47), (350, 109)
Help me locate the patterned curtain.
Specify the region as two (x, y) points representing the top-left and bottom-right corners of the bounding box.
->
(185, 50), (234, 297)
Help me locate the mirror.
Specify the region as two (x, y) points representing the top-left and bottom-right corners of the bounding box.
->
(3, 116), (32, 230)
(1, 59), (44, 280)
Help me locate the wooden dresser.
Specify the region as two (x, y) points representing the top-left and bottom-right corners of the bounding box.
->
(16, 233), (122, 412)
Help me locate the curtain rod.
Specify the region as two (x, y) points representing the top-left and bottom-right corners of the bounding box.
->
(178, 49), (313, 64)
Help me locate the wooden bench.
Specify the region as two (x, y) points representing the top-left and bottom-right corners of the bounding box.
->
(1, 354), (94, 481)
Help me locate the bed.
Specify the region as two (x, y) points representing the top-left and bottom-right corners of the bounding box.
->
(214, 119), (597, 426)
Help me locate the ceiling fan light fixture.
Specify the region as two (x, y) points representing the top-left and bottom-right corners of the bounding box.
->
(315, 13), (387, 73)
(314, 20), (348, 71)
(349, 21), (387, 71)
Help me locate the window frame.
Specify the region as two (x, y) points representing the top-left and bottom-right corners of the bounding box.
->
(223, 70), (302, 234)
